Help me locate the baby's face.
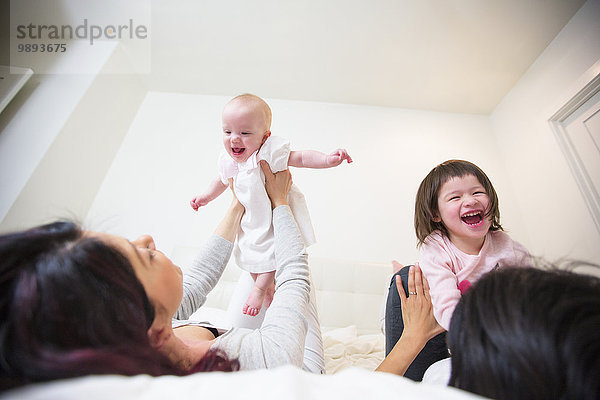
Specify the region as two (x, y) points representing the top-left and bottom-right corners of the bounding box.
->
(222, 100), (270, 163)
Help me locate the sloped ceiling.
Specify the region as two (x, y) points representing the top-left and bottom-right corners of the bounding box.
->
(147, 0), (586, 114)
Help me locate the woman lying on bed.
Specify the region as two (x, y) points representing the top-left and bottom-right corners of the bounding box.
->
(0, 161), (329, 390)
(0, 159), (444, 392)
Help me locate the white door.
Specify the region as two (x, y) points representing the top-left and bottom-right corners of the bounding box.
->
(550, 74), (600, 234)
(562, 89), (600, 199)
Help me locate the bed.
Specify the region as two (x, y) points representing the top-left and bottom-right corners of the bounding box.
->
(0, 248), (473, 400)
(1, 364), (480, 400)
(171, 247), (453, 381)
(169, 247), (393, 374)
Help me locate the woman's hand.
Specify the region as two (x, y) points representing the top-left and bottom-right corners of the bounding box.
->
(375, 263), (443, 375)
(399, 264), (443, 341)
(213, 178), (244, 242)
(227, 178), (244, 213)
(260, 160), (292, 209)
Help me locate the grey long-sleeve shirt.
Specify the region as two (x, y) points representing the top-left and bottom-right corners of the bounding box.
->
(174, 205), (311, 370)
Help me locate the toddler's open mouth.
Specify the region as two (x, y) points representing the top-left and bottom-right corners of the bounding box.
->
(461, 211), (484, 226)
(232, 147), (245, 155)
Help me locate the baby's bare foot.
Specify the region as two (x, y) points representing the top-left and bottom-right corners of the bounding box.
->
(242, 286), (266, 317)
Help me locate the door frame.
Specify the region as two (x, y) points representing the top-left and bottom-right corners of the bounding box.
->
(548, 59), (600, 234)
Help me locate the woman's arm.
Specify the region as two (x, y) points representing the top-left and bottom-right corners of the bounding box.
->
(213, 194), (244, 242)
(212, 162), (312, 369)
(174, 193), (244, 320)
(256, 160), (310, 366)
(375, 265), (443, 375)
(253, 203), (310, 368)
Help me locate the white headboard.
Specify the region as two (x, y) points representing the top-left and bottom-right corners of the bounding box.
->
(171, 246), (392, 334)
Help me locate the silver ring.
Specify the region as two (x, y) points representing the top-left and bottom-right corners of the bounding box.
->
(409, 291), (417, 295)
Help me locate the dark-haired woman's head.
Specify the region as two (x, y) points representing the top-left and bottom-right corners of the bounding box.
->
(448, 266), (600, 400)
(0, 221), (233, 390)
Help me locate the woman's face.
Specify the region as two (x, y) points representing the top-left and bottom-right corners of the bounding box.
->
(94, 232), (183, 317)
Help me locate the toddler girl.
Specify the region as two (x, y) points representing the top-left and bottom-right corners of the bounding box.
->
(416, 159), (530, 329)
(190, 94), (352, 317)
(385, 159), (530, 380)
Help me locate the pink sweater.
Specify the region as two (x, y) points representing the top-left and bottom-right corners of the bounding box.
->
(419, 230), (530, 330)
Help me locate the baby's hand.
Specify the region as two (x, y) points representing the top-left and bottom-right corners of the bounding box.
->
(327, 148), (353, 167)
(190, 195), (210, 211)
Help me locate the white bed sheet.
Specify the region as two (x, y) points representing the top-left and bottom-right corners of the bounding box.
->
(1, 365), (486, 400)
(188, 307), (385, 375)
(322, 325), (385, 374)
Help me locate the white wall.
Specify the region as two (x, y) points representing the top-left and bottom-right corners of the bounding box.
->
(0, 42), (116, 225)
(491, 0), (600, 262)
(86, 93), (513, 264)
(9, 1), (598, 267)
(0, 44), (147, 232)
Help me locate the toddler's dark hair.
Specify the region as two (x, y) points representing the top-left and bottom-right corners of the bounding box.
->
(414, 159), (502, 246)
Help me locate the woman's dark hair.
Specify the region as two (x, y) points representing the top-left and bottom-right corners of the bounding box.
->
(0, 221), (238, 391)
(414, 160), (502, 246)
(448, 266), (600, 400)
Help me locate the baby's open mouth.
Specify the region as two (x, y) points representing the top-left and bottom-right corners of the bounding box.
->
(232, 147), (245, 155)
(461, 211), (483, 226)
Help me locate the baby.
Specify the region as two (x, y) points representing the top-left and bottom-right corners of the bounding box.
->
(191, 94), (352, 317)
